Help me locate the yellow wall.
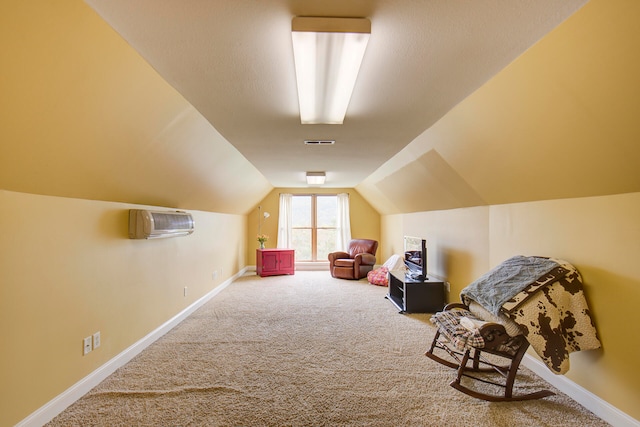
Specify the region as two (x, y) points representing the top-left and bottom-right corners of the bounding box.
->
(490, 193), (640, 416)
(382, 192), (640, 420)
(246, 188), (381, 264)
(0, 190), (246, 426)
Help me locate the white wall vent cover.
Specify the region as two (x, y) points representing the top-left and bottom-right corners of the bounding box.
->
(128, 209), (194, 239)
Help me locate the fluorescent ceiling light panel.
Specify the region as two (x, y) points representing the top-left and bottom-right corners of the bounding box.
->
(304, 139), (335, 145)
(292, 17), (371, 124)
(306, 172), (326, 185)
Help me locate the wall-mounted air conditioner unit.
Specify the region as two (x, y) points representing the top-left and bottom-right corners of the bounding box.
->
(128, 209), (194, 239)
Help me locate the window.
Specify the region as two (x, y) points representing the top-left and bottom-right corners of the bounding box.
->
(277, 193), (350, 257)
(291, 194), (338, 261)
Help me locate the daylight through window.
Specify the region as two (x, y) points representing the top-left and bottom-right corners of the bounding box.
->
(291, 194), (338, 261)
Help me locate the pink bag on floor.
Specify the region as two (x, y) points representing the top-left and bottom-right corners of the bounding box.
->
(367, 266), (389, 286)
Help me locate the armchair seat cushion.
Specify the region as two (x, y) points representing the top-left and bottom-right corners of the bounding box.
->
(334, 259), (355, 268)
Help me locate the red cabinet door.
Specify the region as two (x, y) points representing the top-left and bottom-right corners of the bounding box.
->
(261, 251), (279, 272)
(278, 250), (295, 274)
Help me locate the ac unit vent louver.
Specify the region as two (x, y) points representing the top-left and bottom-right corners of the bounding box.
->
(128, 209), (194, 239)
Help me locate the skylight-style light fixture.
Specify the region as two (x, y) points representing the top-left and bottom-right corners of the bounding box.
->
(306, 172), (326, 185)
(292, 17), (371, 124)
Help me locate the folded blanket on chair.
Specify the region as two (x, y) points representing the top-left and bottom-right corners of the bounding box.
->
(459, 316), (487, 332)
(430, 309), (485, 351)
(460, 255), (563, 315)
(459, 257), (601, 374)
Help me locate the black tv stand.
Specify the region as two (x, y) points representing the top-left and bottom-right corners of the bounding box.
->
(386, 270), (445, 313)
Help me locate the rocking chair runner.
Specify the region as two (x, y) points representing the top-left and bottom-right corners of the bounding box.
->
(425, 303), (554, 402)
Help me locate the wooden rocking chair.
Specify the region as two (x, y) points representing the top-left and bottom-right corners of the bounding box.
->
(425, 303), (554, 402)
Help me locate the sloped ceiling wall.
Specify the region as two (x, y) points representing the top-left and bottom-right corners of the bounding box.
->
(358, 0), (640, 214)
(2, 1), (638, 216)
(0, 1), (271, 214)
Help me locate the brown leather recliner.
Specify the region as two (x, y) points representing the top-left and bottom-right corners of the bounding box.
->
(328, 239), (378, 280)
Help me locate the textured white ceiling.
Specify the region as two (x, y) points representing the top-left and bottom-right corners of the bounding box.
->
(85, 0), (588, 188)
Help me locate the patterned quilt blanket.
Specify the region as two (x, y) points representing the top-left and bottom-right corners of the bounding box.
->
(430, 308), (486, 351)
(463, 258), (601, 374)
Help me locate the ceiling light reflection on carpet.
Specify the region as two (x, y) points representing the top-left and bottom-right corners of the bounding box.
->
(292, 17), (371, 124)
(306, 172), (326, 185)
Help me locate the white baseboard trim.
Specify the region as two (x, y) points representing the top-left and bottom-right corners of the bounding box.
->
(295, 261), (329, 271)
(17, 268), (247, 427)
(522, 355), (639, 427)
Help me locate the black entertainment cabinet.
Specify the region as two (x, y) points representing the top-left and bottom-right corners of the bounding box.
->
(386, 270), (445, 313)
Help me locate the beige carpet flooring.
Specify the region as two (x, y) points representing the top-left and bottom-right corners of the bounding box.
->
(47, 271), (609, 426)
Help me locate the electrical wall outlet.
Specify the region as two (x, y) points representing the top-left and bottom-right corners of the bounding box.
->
(212, 270), (218, 280)
(184, 286), (188, 297)
(93, 331), (101, 349)
(83, 336), (92, 355)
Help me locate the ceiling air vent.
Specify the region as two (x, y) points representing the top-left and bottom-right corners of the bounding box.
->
(304, 140), (335, 145)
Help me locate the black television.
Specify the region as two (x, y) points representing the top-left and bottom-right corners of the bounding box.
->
(403, 236), (427, 281)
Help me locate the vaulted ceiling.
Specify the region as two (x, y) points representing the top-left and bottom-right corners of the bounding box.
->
(2, 0), (639, 215)
(84, 0), (588, 190)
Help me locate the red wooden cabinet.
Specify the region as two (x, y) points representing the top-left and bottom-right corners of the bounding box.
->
(256, 249), (295, 277)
